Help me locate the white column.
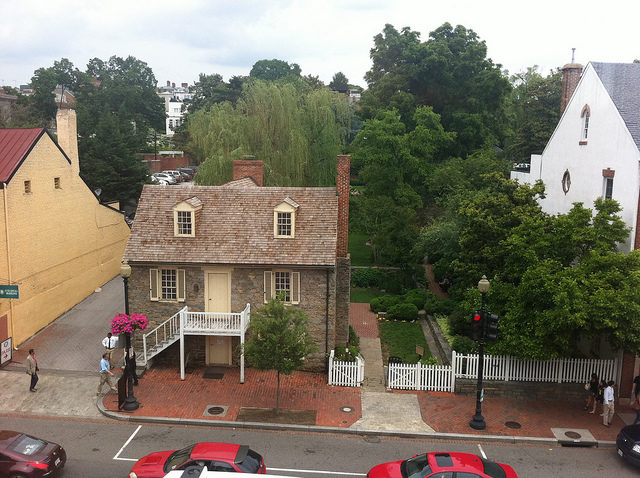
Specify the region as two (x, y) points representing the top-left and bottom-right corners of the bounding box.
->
(180, 309), (185, 381)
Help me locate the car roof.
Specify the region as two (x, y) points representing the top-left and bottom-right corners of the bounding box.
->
(429, 452), (485, 472)
(190, 442), (242, 461)
(0, 430), (21, 447)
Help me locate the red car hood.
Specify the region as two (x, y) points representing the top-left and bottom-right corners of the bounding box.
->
(368, 460), (403, 477)
(130, 450), (173, 476)
(500, 463), (519, 478)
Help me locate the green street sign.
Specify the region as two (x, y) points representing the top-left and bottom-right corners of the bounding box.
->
(0, 285), (18, 299)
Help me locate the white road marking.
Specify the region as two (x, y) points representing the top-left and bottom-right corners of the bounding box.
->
(269, 467), (366, 476)
(477, 443), (487, 459)
(113, 425), (142, 461)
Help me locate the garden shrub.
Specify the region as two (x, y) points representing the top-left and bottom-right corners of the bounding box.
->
(450, 335), (477, 354)
(420, 356), (439, 365)
(387, 303), (419, 321)
(448, 308), (470, 336)
(404, 289), (428, 310)
(370, 294), (403, 313)
(348, 325), (360, 347)
(424, 292), (455, 315)
(333, 343), (359, 361)
(351, 267), (386, 288)
(433, 258), (450, 283)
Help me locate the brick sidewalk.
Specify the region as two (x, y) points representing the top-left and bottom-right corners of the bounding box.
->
(102, 366), (362, 427)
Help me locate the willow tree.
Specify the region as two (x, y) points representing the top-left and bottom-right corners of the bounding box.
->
(189, 79), (351, 186)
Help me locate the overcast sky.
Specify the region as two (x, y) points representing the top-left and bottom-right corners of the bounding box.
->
(1, 0), (638, 89)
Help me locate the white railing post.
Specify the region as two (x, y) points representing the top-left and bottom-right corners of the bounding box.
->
(180, 308), (185, 381)
(451, 350), (456, 393)
(143, 334), (147, 365)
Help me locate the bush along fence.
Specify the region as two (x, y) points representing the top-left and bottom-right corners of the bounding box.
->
(328, 349), (365, 387)
(387, 351), (619, 392)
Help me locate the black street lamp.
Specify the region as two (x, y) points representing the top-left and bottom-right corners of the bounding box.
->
(469, 275), (490, 430)
(120, 261), (139, 411)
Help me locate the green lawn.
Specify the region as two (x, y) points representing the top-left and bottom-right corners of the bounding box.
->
(350, 287), (385, 303)
(378, 320), (431, 364)
(348, 231), (374, 266)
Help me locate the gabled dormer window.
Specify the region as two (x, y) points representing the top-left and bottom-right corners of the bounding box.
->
(173, 196), (202, 237)
(580, 105), (590, 144)
(274, 197), (299, 238)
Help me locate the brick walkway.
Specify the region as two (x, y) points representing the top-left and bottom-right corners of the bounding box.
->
(349, 303), (379, 338)
(102, 366), (362, 427)
(415, 391), (627, 441)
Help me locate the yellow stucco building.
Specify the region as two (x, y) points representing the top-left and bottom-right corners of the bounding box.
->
(0, 109), (130, 347)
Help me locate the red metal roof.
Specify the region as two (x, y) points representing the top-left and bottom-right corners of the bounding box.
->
(0, 128), (45, 183)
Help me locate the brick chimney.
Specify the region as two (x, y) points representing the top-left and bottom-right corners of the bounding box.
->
(233, 155), (264, 186)
(166, 80), (171, 87)
(560, 63), (583, 114)
(181, 83), (188, 88)
(336, 154), (350, 258)
(56, 108), (79, 177)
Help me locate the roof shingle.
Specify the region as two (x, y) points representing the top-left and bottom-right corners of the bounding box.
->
(0, 128), (45, 183)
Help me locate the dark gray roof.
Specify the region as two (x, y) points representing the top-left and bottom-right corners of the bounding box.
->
(592, 62), (640, 149)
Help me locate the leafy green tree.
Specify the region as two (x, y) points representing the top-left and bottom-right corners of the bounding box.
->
(504, 67), (562, 162)
(360, 23), (511, 156)
(329, 72), (349, 90)
(188, 80), (351, 186)
(242, 298), (316, 411)
(189, 73), (244, 111)
(249, 59), (301, 81)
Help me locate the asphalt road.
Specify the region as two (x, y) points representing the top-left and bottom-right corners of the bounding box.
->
(2, 415), (639, 477)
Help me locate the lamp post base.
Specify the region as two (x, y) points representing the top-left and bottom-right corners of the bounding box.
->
(469, 413), (486, 430)
(123, 395), (139, 411)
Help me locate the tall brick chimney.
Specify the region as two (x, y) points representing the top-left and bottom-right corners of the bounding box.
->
(233, 155), (264, 186)
(560, 63), (583, 114)
(56, 108), (79, 177)
(336, 154), (350, 258)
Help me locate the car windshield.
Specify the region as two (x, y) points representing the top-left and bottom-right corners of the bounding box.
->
(8, 435), (46, 456)
(481, 459), (506, 478)
(236, 448), (263, 473)
(164, 444), (196, 472)
(401, 454), (432, 478)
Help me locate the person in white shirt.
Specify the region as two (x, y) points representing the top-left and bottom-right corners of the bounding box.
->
(102, 332), (118, 367)
(603, 380), (615, 427)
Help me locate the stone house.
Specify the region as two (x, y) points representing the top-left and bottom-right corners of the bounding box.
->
(123, 156), (351, 379)
(511, 61), (640, 397)
(0, 108), (130, 347)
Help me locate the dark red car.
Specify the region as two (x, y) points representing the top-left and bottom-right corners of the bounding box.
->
(128, 442), (266, 477)
(367, 451), (517, 478)
(0, 430), (66, 477)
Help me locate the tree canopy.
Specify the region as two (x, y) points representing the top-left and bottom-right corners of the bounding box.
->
(188, 79), (351, 186)
(249, 59), (301, 81)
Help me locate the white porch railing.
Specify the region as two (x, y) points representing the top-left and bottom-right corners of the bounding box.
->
(386, 351), (619, 392)
(328, 350), (365, 387)
(142, 306), (186, 365)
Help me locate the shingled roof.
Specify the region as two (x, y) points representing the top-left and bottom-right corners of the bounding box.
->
(124, 184), (339, 266)
(0, 128), (45, 183)
(592, 62), (640, 150)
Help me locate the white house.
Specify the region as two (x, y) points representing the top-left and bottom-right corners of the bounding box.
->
(157, 81), (193, 136)
(512, 62), (640, 253)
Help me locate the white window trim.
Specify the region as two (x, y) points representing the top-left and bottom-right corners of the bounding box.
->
(264, 270), (300, 304)
(603, 177), (614, 200)
(173, 201), (201, 237)
(273, 201), (297, 238)
(150, 268), (186, 302)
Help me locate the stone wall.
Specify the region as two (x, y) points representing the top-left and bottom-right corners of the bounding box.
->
(334, 256), (351, 346)
(129, 264), (338, 372)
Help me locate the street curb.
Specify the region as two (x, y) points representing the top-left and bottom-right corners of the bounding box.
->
(96, 399), (615, 448)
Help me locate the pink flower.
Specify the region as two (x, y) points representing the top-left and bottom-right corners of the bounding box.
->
(110, 313), (148, 335)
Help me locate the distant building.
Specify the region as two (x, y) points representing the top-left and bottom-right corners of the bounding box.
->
(0, 90), (17, 124)
(157, 81), (193, 136)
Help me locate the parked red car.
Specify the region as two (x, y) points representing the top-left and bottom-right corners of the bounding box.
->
(367, 451), (517, 478)
(128, 442), (266, 477)
(0, 430), (66, 477)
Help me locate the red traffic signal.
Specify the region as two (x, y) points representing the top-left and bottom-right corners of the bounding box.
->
(471, 310), (483, 341)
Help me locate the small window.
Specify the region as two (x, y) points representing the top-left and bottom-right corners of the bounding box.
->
(274, 271), (291, 302)
(54, 177), (61, 189)
(277, 212), (292, 236)
(580, 105), (590, 142)
(177, 211), (192, 235)
(604, 177), (614, 199)
(24, 180), (31, 193)
(264, 270), (300, 304)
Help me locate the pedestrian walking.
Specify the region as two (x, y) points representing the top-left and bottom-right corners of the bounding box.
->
(603, 380), (615, 427)
(97, 352), (117, 396)
(591, 380), (606, 414)
(102, 332), (118, 368)
(632, 393), (640, 425)
(585, 373), (598, 411)
(26, 349), (39, 392)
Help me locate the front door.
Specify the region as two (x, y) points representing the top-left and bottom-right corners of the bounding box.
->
(205, 272), (231, 365)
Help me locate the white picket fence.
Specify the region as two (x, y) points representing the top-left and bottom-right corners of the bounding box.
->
(328, 350), (365, 387)
(387, 351), (618, 392)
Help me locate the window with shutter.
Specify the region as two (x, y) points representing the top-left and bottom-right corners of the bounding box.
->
(150, 269), (159, 301)
(265, 270), (300, 304)
(177, 269), (186, 302)
(264, 271), (273, 303)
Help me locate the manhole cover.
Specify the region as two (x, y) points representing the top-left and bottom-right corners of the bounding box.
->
(341, 406), (354, 413)
(564, 431), (582, 439)
(207, 406), (225, 415)
(505, 421), (521, 429)
(203, 404), (229, 417)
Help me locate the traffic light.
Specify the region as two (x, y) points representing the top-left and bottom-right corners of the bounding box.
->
(485, 312), (499, 341)
(471, 311), (483, 341)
